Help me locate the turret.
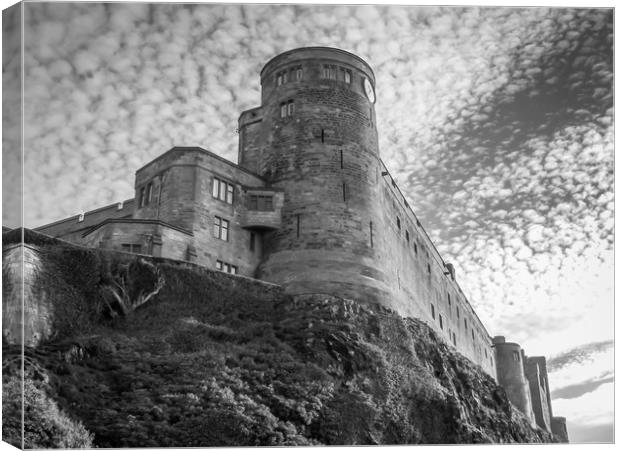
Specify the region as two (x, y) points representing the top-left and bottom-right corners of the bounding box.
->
(237, 47), (390, 303)
(492, 336), (536, 425)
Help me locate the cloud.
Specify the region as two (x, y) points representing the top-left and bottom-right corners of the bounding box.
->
(4, 5), (613, 441)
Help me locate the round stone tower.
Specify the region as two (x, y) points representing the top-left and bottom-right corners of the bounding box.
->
(244, 47), (390, 303)
(493, 336), (536, 425)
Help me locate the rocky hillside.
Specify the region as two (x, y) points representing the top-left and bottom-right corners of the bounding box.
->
(2, 229), (556, 447)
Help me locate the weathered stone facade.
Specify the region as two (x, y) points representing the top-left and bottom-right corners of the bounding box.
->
(32, 47), (565, 438)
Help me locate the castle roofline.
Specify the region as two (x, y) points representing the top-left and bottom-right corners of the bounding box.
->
(260, 46), (375, 81)
(135, 146), (267, 182)
(81, 218), (194, 238)
(34, 199), (135, 231)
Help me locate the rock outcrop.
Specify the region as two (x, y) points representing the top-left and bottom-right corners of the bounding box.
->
(2, 229), (556, 447)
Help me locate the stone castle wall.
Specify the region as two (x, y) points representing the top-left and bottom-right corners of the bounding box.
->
(30, 49), (566, 438)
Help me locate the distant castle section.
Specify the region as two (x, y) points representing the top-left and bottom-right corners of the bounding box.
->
(32, 47), (567, 441)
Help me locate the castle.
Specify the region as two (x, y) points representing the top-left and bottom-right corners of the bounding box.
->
(34, 47), (567, 441)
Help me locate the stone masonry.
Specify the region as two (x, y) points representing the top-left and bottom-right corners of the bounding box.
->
(31, 47), (566, 439)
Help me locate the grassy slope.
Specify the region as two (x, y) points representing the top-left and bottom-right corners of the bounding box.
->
(3, 230), (555, 446)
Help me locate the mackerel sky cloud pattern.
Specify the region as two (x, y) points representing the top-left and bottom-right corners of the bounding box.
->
(4, 4), (613, 443)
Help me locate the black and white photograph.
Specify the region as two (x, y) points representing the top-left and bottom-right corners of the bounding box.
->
(1, 1), (614, 448)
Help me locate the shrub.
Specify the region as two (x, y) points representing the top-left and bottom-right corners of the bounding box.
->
(2, 375), (94, 448)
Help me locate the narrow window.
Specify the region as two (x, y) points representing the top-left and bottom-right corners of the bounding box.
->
(406, 231), (409, 243)
(221, 218), (229, 241)
(322, 65), (330, 79)
(214, 216), (230, 241)
(296, 214), (300, 238)
(226, 184), (234, 204)
(414, 242), (418, 254)
(212, 178), (220, 198)
(369, 221), (373, 248)
(287, 100), (295, 116)
(224, 263), (230, 273)
(448, 294), (451, 307)
(145, 183), (152, 205)
(513, 351), (520, 362)
(213, 216), (221, 238)
(215, 260), (223, 270)
(396, 217), (401, 229)
(276, 73), (283, 86)
(230, 265), (237, 275)
(249, 195), (258, 210)
(439, 314), (443, 330)
(340, 149), (344, 169)
(321, 129), (324, 143)
(250, 232), (255, 252)
(490, 356), (493, 365)
(457, 306), (460, 319)
(431, 304), (435, 320)
(343, 69), (351, 83)
(342, 183), (346, 202)
(280, 103), (287, 118)
(464, 318), (468, 330)
(484, 349), (488, 358)
(295, 67), (303, 81)
(427, 263), (431, 274)
(453, 333), (457, 346)
(218, 181), (227, 202)
(139, 187), (146, 207)
(471, 329), (474, 340)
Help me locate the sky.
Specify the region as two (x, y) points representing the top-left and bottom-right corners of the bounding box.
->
(1, 2), (614, 444)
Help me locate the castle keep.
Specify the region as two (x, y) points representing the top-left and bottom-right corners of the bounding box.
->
(34, 47), (567, 440)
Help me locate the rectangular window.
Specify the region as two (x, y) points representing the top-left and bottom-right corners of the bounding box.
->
(212, 177), (234, 204)
(121, 244), (141, 254)
(439, 314), (443, 330)
(216, 260), (237, 274)
(431, 304), (435, 320)
(287, 100), (295, 116)
(145, 183), (152, 205)
(276, 70), (288, 86)
(513, 351), (520, 362)
(406, 231), (409, 242)
(280, 103), (287, 118)
(294, 67), (303, 81)
(322, 64), (337, 80)
(342, 68), (351, 83)
(248, 195), (273, 211)
(226, 184), (234, 204)
(139, 187), (146, 207)
(212, 178), (220, 197)
(214, 216), (230, 241)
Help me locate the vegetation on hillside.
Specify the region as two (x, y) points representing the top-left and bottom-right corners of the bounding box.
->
(2, 230), (555, 447)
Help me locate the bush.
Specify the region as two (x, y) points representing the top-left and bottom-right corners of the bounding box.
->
(2, 375), (94, 448)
